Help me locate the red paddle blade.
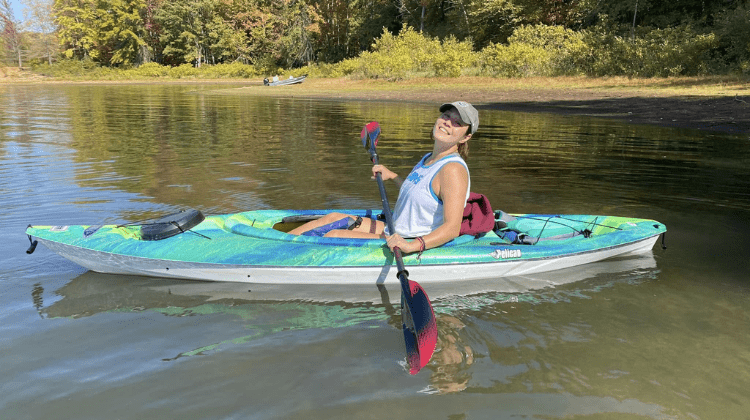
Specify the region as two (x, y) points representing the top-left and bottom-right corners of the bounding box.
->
(360, 121), (380, 150)
(402, 280), (438, 375)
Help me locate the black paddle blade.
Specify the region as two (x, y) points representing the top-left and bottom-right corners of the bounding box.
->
(360, 121), (380, 151)
(402, 280), (438, 375)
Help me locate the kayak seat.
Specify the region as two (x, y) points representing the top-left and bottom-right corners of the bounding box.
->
(225, 215), (383, 247)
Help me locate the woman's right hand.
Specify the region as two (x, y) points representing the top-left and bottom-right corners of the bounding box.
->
(372, 164), (398, 181)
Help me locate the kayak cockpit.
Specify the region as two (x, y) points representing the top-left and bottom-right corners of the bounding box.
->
(222, 210), (485, 248)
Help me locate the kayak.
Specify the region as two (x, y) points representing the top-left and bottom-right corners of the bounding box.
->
(25, 208), (666, 285)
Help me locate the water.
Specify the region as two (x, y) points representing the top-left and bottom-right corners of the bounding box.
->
(1, 83), (749, 419)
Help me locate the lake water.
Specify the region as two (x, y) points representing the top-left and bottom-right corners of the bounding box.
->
(1, 83), (749, 419)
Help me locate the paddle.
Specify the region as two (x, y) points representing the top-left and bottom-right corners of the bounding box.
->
(361, 121), (438, 375)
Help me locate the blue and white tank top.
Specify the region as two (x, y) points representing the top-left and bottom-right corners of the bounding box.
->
(385, 153), (470, 237)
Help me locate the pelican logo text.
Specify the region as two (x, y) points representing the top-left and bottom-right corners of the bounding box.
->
(491, 249), (522, 259)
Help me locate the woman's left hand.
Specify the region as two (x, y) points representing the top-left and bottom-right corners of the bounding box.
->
(385, 233), (420, 254)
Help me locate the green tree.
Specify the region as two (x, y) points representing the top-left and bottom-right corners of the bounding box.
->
(54, 0), (97, 60)
(276, 0), (320, 66)
(98, 0), (146, 65)
(312, 0), (355, 62)
(466, 0), (523, 49)
(714, 2), (750, 73)
(54, 0), (145, 65)
(0, 0), (24, 67)
(22, 0), (58, 65)
(155, 0), (217, 66)
(140, 0), (161, 63)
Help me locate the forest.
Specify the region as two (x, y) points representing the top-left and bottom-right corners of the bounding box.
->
(1, 0), (749, 79)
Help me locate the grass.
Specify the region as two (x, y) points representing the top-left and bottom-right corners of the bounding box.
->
(236, 75), (750, 105)
(3, 65), (748, 103)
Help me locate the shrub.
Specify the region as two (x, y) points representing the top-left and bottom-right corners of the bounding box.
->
(479, 25), (585, 77)
(480, 23), (718, 78)
(201, 62), (258, 78)
(713, 4), (750, 74)
(168, 63), (200, 78)
(304, 59), (357, 78)
(132, 62), (170, 77)
(349, 26), (476, 80)
(433, 36), (477, 77)
(32, 58), (99, 77)
(581, 24), (717, 77)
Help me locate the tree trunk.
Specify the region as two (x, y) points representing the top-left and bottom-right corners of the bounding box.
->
(196, 39), (201, 67)
(420, 5), (425, 32)
(632, 0), (639, 40)
(397, 0), (407, 28)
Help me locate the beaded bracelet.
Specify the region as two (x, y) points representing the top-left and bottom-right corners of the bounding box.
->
(415, 236), (426, 260)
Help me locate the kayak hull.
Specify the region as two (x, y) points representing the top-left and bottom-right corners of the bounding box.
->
(27, 209), (666, 285)
(36, 232), (660, 284)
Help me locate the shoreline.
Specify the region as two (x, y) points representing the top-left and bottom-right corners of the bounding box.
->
(236, 77), (750, 134)
(4, 72), (748, 133)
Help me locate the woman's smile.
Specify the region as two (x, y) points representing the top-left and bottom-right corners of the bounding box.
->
(434, 109), (468, 141)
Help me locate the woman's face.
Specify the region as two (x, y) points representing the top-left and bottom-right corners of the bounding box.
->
(433, 108), (470, 145)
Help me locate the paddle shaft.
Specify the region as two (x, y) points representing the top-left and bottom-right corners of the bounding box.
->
(370, 154), (411, 297)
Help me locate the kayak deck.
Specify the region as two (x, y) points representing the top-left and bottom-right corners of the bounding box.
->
(26, 209), (666, 284)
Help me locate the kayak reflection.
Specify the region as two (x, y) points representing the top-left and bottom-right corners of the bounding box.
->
(40, 252), (658, 319)
(37, 253), (657, 374)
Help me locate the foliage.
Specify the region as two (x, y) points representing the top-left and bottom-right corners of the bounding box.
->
(153, 0), (213, 66)
(32, 57), (100, 76)
(478, 22), (719, 78)
(130, 61), (167, 76)
(53, 0), (146, 66)
(200, 62), (259, 78)
(713, 4), (750, 74)
(580, 24), (718, 77)
(433, 35), (476, 77)
(11, 0), (750, 77)
(30, 58), (258, 79)
(467, 0), (523, 50)
(1, 0), (24, 67)
(346, 26), (476, 80)
(21, 0), (58, 65)
(479, 24), (586, 77)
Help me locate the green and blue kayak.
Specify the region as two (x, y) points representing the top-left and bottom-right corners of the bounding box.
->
(25, 209), (666, 284)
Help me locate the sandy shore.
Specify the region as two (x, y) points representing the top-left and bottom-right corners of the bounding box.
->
(4, 69), (748, 134)
(239, 77), (750, 134)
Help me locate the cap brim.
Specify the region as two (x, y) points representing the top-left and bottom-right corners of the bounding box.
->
(440, 103), (473, 132)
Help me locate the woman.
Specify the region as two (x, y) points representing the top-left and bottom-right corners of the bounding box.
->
(288, 101), (479, 255)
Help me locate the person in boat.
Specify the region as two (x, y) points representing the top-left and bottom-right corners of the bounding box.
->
(288, 101), (479, 255)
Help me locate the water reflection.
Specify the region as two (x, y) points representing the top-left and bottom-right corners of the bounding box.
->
(38, 253), (660, 393)
(4, 84), (749, 223)
(40, 254), (658, 317)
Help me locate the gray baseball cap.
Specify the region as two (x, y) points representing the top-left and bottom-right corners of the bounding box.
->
(440, 101), (479, 134)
